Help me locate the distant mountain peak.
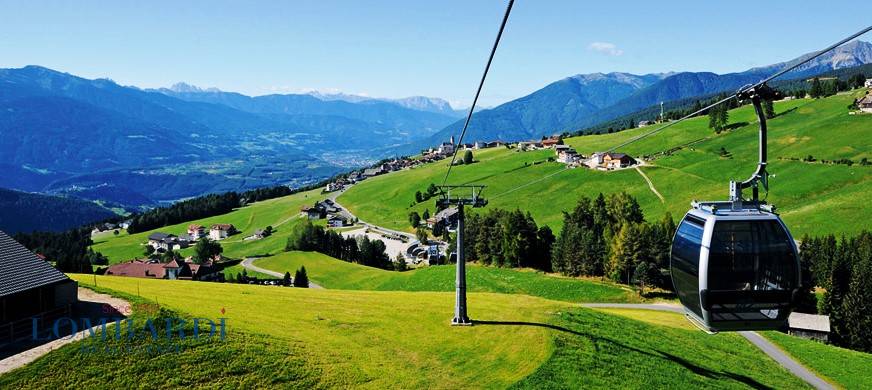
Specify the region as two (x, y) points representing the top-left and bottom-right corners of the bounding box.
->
(306, 91), (458, 116)
(167, 82), (222, 93)
(568, 72), (673, 88)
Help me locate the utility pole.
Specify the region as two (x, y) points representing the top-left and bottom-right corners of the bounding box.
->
(436, 185), (487, 326)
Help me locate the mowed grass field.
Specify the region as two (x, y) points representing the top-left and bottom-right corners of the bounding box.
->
(92, 188), (324, 264)
(0, 274), (815, 389)
(255, 251), (641, 303)
(762, 331), (872, 389)
(339, 91), (872, 237)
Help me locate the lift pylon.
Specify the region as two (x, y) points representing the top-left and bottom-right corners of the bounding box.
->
(435, 185), (487, 325)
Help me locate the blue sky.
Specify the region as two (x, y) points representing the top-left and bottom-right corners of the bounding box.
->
(1, 0), (870, 107)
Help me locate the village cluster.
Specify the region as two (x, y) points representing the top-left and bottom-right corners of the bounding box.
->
(299, 198), (351, 227)
(321, 134), (641, 195)
(516, 135), (638, 169)
(101, 223), (243, 281)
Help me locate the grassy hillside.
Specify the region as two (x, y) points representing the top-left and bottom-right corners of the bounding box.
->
(763, 331), (872, 389)
(255, 251), (641, 303)
(92, 188), (323, 263)
(339, 91), (872, 237)
(0, 275), (812, 388)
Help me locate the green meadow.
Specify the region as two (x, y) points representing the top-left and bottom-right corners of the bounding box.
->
(339, 91), (872, 237)
(0, 275), (817, 389)
(255, 251), (641, 303)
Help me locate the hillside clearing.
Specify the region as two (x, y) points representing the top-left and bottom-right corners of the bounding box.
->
(92, 188), (323, 264)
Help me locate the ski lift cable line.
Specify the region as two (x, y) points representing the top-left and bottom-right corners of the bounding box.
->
(605, 24), (872, 154)
(490, 167), (571, 199)
(442, 0), (515, 186)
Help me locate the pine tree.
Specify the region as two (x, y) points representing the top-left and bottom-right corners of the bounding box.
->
(283, 271), (292, 286)
(408, 211), (421, 228)
(416, 226), (429, 244)
(810, 78), (823, 99)
(293, 266), (309, 288)
(823, 237), (853, 344)
(763, 99), (776, 119)
(394, 252), (408, 271)
(840, 233), (872, 352)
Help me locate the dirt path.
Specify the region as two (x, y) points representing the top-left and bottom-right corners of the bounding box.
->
(634, 166), (665, 203)
(0, 288), (132, 375)
(241, 258), (323, 289)
(581, 303), (835, 390)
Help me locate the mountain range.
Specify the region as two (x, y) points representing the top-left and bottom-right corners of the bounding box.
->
(1, 40), (870, 215)
(422, 40), (872, 147)
(0, 66), (462, 207)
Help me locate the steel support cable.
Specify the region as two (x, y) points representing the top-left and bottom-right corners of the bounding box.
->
(442, 0), (515, 186)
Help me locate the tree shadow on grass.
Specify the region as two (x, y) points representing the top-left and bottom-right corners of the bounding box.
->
(475, 319), (773, 389)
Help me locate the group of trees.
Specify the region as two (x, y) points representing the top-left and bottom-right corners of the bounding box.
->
(229, 267), (308, 287)
(799, 232), (872, 353)
(413, 183), (440, 204)
(809, 77), (850, 99)
(551, 193), (675, 292)
(14, 228), (100, 273)
(707, 103), (730, 133)
(285, 221), (396, 270)
(460, 208), (555, 270)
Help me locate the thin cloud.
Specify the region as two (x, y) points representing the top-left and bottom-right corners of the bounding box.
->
(588, 42), (624, 56)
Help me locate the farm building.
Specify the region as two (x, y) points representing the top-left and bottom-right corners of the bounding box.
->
(856, 94), (872, 113)
(865, 79), (872, 89)
(147, 232), (188, 251)
(328, 216), (347, 228)
(426, 207), (459, 229)
(301, 205), (325, 220)
(0, 230), (78, 342)
(541, 136), (560, 148)
(603, 153), (637, 169)
(106, 259), (221, 281)
(209, 224), (237, 240)
(187, 224), (205, 240)
(787, 312), (830, 342)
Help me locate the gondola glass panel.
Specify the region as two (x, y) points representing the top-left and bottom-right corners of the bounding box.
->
(670, 216), (705, 318)
(705, 219), (798, 328)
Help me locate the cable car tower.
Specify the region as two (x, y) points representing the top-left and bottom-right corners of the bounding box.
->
(435, 184), (487, 325)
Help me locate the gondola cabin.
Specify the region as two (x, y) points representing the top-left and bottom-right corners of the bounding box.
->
(671, 201), (800, 333)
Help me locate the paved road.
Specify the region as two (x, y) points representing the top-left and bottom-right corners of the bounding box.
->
(581, 303), (835, 390)
(241, 257), (323, 289)
(328, 190), (416, 241)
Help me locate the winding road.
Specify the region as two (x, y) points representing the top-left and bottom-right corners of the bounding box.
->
(582, 303), (835, 390)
